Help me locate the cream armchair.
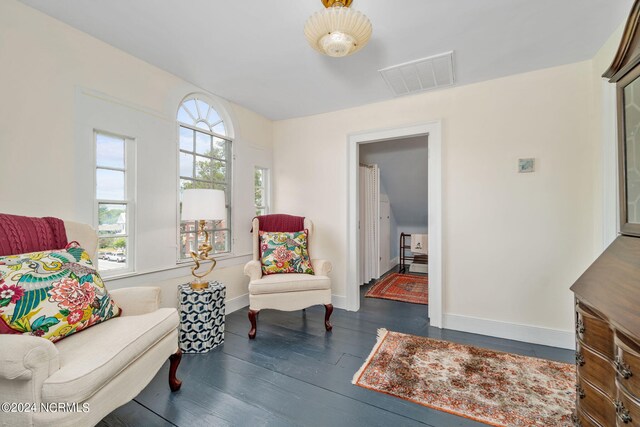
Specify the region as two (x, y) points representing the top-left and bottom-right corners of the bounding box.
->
(0, 221), (181, 427)
(243, 217), (333, 339)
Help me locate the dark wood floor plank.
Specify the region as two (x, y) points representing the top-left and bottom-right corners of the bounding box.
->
(97, 400), (175, 427)
(134, 359), (294, 427)
(221, 332), (484, 426)
(101, 268), (573, 427)
(203, 353), (434, 427)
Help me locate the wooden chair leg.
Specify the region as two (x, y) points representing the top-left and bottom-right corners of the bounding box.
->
(324, 304), (333, 331)
(248, 309), (259, 339)
(168, 349), (182, 392)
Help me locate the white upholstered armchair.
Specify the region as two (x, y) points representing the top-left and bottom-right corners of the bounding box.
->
(243, 217), (333, 339)
(0, 221), (181, 427)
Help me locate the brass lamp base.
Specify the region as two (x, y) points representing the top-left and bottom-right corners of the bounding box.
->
(189, 219), (217, 291)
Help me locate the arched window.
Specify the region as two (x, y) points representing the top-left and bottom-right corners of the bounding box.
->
(178, 95), (232, 259)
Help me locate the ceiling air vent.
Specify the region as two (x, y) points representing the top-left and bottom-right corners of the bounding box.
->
(379, 51), (455, 97)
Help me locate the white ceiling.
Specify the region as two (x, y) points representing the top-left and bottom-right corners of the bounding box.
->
(360, 136), (429, 227)
(20, 0), (632, 120)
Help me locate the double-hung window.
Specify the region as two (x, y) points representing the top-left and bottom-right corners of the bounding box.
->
(178, 96), (232, 260)
(95, 132), (135, 274)
(254, 167), (270, 216)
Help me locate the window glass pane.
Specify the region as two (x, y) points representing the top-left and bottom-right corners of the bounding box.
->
(96, 169), (125, 200)
(212, 122), (226, 136)
(180, 232), (197, 259)
(195, 158), (226, 183)
(213, 230), (229, 253)
(98, 204), (127, 236)
(255, 185), (264, 207)
(96, 134), (124, 169)
(177, 107), (193, 124)
(206, 219), (228, 230)
(255, 168), (264, 207)
(180, 178), (213, 191)
(212, 138), (227, 160)
(182, 100), (198, 123)
(179, 127), (194, 151)
(256, 208), (266, 216)
(180, 221), (197, 233)
(195, 131), (211, 155)
(98, 237), (128, 271)
(195, 100), (210, 120)
(209, 109), (222, 125)
(195, 121), (210, 132)
(196, 156), (227, 182)
(180, 152), (194, 178)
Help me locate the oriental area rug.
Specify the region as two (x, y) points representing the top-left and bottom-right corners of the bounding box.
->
(353, 329), (575, 427)
(365, 273), (428, 305)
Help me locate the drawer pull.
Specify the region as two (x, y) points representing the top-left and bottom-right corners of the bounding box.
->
(571, 413), (582, 427)
(576, 317), (585, 335)
(615, 356), (633, 379)
(615, 400), (633, 424)
(575, 352), (585, 367)
(575, 383), (585, 399)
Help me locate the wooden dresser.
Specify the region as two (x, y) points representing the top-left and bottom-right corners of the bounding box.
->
(572, 1), (640, 424)
(571, 236), (640, 426)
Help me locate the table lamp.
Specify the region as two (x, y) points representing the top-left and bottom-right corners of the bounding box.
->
(181, 189), (226, 290)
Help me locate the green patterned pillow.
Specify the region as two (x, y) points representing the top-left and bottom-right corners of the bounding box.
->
(259, 230), (314, 275)
(0, 243), (121, 342)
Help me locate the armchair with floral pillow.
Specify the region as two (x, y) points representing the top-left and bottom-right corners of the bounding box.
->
(243, 215), (333, 339)
(0, 216), (182, 427)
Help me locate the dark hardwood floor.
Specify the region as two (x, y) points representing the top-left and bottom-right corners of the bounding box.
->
(99, 272), (573, 427)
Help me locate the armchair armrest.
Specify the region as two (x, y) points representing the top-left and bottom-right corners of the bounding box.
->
(244, 260), (263, 282)
(110, 287), (160, 316)
(0, 335), (59, 381)
(311, 259), (332, 276)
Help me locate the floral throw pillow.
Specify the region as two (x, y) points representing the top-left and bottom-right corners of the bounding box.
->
(0, 243), (121, 342)
(259, 230), (314, 275)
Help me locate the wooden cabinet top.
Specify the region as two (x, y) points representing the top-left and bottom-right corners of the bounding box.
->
(571, 236), (640, 336)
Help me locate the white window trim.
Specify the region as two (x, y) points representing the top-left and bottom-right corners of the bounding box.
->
(94, 130), (136, 277)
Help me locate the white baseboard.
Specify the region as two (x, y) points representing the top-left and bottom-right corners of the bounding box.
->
(442, 314), (575, 350)
(226, 293), (249, 314)
(332, 294), (348, 310)
(390, 257), (399, 266)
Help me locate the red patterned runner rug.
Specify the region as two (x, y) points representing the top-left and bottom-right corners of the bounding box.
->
(353, 329), (575, 427)
(365, 273), (428, 305)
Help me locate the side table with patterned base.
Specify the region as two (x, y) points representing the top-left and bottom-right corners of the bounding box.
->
(178, 281), (226, 354)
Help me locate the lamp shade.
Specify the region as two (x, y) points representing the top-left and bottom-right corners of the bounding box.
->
(181, 189), (226, 221)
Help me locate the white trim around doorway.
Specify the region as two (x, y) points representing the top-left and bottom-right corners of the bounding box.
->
(346, 121), (443, 328)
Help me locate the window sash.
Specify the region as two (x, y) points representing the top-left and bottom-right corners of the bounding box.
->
(177, 119), (232, 260)
(254, 167), (270, 215)
(95, 131), (135, 276)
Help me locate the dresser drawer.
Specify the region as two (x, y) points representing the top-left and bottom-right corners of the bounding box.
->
(577, 301), (614, 360)
(577, 341), (616, 399)
(578, 376), (616, 427)
(573, 408), (604, 427)
(616, 386), (640, 426)
(615, 332), (640, 399)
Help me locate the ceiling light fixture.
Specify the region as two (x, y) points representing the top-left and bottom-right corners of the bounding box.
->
(304, 0), (372, 58)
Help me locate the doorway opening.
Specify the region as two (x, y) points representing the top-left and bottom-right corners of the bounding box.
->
(358, 136), (429, 312)
(346, 122), (442, 328)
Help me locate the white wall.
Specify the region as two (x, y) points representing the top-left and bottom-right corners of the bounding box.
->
(0, 0), (274, 308)
(273, 60), (599, 343)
